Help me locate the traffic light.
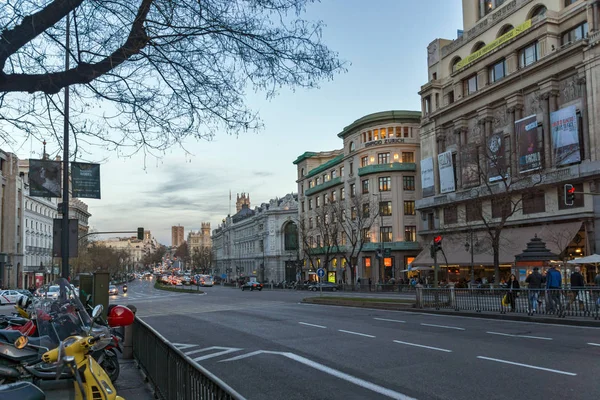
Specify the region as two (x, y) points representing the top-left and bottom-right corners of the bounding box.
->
(137, 227), (144, 240)
(433, 235), (443, 253)
(564, 184), (575, 206)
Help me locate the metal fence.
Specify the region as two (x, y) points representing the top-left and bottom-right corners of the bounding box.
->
(132, 318), (246, 400)
(416, 287), (600, 319)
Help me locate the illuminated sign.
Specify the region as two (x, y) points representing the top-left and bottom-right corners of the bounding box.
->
(365, 138), (406, 148)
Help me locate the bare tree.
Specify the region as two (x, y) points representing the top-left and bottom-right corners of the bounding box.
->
(0, 1), (345, 157)
(191, 246), (212, 273)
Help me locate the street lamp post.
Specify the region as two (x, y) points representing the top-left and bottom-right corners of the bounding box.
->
(465, 231), (477, 285)
(373, 192), (384, 282)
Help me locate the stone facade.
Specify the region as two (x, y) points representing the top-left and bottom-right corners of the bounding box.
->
(171, 225), (184, 247)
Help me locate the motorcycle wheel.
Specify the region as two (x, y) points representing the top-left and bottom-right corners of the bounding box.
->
(101, 349), (120, 382)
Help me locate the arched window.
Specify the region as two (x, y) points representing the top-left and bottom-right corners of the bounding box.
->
(284, 222), (299, 251)
(301, 168), (305, 177)
(450, 56), (462, 73)
(497, 24), (514, 38)
(349, 141), (355, 152)
(472, 41), (486, 53)
(529, 5), (547, 19)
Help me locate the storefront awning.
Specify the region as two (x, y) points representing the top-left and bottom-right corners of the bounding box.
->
(410, 221), (582, 267)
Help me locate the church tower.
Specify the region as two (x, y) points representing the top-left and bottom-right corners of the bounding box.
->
(236, 192), (250, 213)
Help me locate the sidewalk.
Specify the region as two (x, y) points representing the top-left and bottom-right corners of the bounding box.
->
(43, 357), (154, 400)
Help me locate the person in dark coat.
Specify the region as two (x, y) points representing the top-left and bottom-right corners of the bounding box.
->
(506, 274), (520, 311)
(569, 266), (585, 310)
(525, 267), (543, 314)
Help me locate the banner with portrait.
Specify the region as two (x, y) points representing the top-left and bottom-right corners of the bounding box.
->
(438, 151), (455, 194)
(420, 157), (435, 197)
(516, 115), (541, 173)
(462, 145), (480, 187)
(29, 159), (62, 198)
(487, 133), (506, 182)
(551, 105), (580, 166)
(71, 162), (101, 199)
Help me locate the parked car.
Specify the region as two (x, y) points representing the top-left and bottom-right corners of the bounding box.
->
(108, 285), (119, 295)
(308, 282), (340, 292)
(241, 281), (263, 291)
(0, 290), (26, 305)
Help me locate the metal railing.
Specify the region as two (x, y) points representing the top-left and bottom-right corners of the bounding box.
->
(416, 287), (600, 319)
(132, 317), (246, 400)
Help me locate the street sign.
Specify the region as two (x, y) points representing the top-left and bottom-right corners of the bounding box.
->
(384, 248), (391, 257)
(316, 268), (325, 278)
(221, 273), (227, 279)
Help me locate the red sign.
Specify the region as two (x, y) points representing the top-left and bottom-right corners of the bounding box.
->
(35, 273), (44, 288)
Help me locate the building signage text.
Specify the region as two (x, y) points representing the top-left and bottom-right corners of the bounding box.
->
(365, 138), (406, 148)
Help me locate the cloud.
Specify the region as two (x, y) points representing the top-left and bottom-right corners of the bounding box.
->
(252, 171), (274, 177)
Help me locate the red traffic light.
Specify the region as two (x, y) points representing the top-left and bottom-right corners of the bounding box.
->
(566, 185), (575, 194)
(433, 235), (442, 244)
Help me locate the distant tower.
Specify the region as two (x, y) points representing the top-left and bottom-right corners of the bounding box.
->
(171, 225), (184, 247)
(236, 193), (250, 212)
(201, 222), (211, 236)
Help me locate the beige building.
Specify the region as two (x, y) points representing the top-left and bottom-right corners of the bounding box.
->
(187, 223), (212, 253)
(414, 0), (600, 284)
(295, 111), (422, 284)
(94, 232), (158, 269)
(171, 225), (184, 247)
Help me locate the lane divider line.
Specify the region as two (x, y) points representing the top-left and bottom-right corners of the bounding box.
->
(588, 343), (600, 347)
(374, 318), (406, 323)
(299, 322), (327, 329)
(420, 323), (465, 331)
(487, 331), (552, 340)
(393, 340), (452, 353)
(477, 356), (577, 376)
(338, 329), (375, 338)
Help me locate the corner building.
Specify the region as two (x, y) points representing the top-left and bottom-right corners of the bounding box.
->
(295, 111), (422, 284)
(415, 0), (600, 283)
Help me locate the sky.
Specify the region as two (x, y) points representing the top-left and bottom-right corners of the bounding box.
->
(7, 1), (463, 245)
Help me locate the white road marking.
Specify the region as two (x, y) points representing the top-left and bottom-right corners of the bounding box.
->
(420, 323), (465, 331)
(220, 350), (283, 362)
(374, 318), (406, 323)
(338, 329), (375, 338)
(172, 343), (198, 350)
(487, 331), (552, 340)
(477, 356), (577, 376)
(299, 322), (327, 329)
(184, 346), (242, 361)
(588, 343), (600, 347)
(393, 340), (452, 353)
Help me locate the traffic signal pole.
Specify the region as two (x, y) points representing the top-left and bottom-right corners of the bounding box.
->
(433, 248), (439, 289)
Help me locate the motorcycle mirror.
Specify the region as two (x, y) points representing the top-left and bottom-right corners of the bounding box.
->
(14, 335), (28, 349)
(86, 294), (92, 304)
(91, 304), (103, 319)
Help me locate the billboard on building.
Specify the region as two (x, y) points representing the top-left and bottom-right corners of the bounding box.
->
(487, 133), (506, 182)
(437, 151), (455, 194)
(29, 159), (62, 198)
(420, 157), (435, 197)
(516, 114), (542, 173)
(551, 104), (581, 166)
(71, 162), (101, 199)
(462, 144), (480, 187)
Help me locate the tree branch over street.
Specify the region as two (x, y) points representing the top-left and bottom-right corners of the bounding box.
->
(0, 0), (346, 156)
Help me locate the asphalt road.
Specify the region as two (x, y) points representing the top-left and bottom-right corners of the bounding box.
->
(118, 279), (600, 400)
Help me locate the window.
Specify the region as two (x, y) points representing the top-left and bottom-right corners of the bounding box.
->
(284, 223), (299, 251)
(316, 216), (321, 226)
(491, 198), (511, 219)
(309, 217), (313, 229)
(448, 90), (455, 104)
(351, 206), (357, 220)
(378, 153), (390, 164)
(331, 170), (337, 179)
(349, 162), (354, 175)
(558, 183), (584, 209)
(403, 176), (415, 191)
(562, 22), (588, 45)
(362, 203), (370, 218)
(324, 193), (329, 204)
(350, 183), (356, 197)
(362, 228), (371, 242)
(309, 199), (313, 210)
(379, 177), (391, 191)
(519, 42), (541, 68)
(340, 166), (344, 177)
(404, 226), (416, 242)
(301, 168), (305, 177)
(451, 57), (461, 73)
(316, 235), (321, 247)
(443, 206), (458, 224)
(404, 201), (416, 215)
(332, 190), (337, 202)
(497, 24), (514, 37)
(316, 177), (320, 185)
(380, 226), (393, 243)
(404, 127), (410, 138)
(463, 75), (477, 95)
(361, 156), (368, 167)
(301, 201), (305, 212)
(362, 179), (369, 194)
(402, 152), (414, 163)
(323, 174), (329, 182)
(488, 59), (506, 83)
(466, 202), (482, 222)
(522, 191), (546, 214)
(380, 201), (392, 216)
(340, 187), (345, 200)
(380, 128), (387, 139)
(424, 96), (431, 114)
(316, 196), (321, 208)
(564, 0), (579, 5)
(325, 214), (330, 225)
(309, 181), (314, 189)
(530, 5), (547, 18)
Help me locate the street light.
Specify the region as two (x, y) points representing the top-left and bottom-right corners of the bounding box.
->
(373, 192), (384, 282)
(464, 231), (479, 286)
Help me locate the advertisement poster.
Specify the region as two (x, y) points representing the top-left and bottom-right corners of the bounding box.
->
(35, 273), (44, 288)
(487, 133), (506, 182)
(438, 151), (456, 194)
(551, 105), (581, 166)
(29, 159), (62, 198)
(462, 145), (480, 187)
(71, 162), (101, 199)
(420, 157), (435, 197)
(516, 115), (541, 173)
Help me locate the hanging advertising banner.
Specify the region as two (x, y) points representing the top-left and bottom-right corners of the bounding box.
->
(551, 104), (580, 166)
(420, 157), (435, 197)
(438, 151), (455, 194)
(462, 144), (480, 187)
(35, 273), (44, 288)
(516, 114), (541, 173)
(29, 159), (62, 198)
(71, 162), (101, 199)
(487, 133), (506, 182)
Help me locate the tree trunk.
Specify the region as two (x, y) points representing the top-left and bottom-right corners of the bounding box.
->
(493, 236), (500, 288)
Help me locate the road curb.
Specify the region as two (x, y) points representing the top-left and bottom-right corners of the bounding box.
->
(300, 300), (600, 327)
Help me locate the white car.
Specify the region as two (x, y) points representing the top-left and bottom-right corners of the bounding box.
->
(0, 290), (26, 305)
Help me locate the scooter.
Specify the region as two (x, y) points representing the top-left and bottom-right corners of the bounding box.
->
(122, 284), (128, 294)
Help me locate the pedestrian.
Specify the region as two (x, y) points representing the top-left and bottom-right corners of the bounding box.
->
(546, 265), (563, 315)
(506, 274), (520, 311)
(368, 277), (372, 292)
(356, 276), (361, 291)
(569, 266), (585, 310)
(594, 271), (600, 286)
(525, 267), (543, 314)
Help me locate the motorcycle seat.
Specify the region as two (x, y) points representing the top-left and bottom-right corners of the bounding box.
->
(0, 381), (45, 400)
(0, 330), (24, 344)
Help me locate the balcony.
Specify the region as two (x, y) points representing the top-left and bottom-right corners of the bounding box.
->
(358, 162), (416, 177)
(305, 177), (342, 196)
